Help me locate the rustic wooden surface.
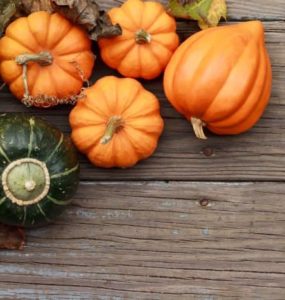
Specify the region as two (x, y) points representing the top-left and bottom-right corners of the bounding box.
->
(0, 0), (285, 299)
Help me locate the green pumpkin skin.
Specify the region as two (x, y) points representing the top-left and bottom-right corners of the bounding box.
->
(0, 113), (79, 228)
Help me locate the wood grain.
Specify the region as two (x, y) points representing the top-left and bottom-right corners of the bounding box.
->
(97, 0), (285, 20)
(1, 182), (285, 299)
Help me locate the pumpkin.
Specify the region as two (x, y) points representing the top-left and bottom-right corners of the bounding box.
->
(69, 76), (164, 168)
(0, 11), (95, 108)
(0, 113), (79, 227)
(164, 21), (272, 139)
(98, 0), (179, 80)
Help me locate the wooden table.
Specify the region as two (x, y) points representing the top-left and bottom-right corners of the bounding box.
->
(0, 0), (285, 299)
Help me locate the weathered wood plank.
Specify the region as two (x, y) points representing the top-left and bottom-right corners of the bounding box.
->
(0, 181), (285, 299)
(97, 0), (285, 20)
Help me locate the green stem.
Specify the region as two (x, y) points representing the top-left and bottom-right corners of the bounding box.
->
(100, 116), (123, 145)
(135, 29), (152, 44)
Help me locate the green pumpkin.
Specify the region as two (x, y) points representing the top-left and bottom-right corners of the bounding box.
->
(0, 113), (79, 227)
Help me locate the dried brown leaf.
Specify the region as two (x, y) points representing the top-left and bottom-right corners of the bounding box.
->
(0, 0), (121, 40)
(0, 224), (25, 250)
(51, 0), (122, 40)
(21, 0), (53, 13)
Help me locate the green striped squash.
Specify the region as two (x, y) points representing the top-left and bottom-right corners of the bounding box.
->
(0, 113), (79, 227)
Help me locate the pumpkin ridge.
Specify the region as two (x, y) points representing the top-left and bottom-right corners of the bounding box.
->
(5, 34), (35, 54)
(0, 144), (11, 163)
(209, 46), (267, 129)
(208, 57), (271, 134)
(201, 39), (252, 121)
(47, 195), (73, 206)
(144, 4), (165, 31)
(52, 60), (82, 84)
(27, 118), (35, 157)
(117, 45), (140, 74)
(121, 128), (142, 159)
(117, 130), (139, 164)
(45, 133), (64, 163)
(0, 197), (6, 206)
(121, 1), (142, 28)
(170, 30), (214, 115)
(49, 20), (73, 51)
(120, 85), (142, 116)
(82, 101), (109, 119)
(47, 67), (60, 98)
(50, 163), (79, 179)
(111, 41), (138, 69)
(1, 37), (33, 58)
(147, 11), (175, 34)
(27, 15), (42, 49)
(122, 90), (157, 119)
(149, 42), (170, 69)
(73, 127), (103, 153)
(95, 82), (117, 115)
(2, 63), (22, 85)
(43, 12), (52, 47)
(37, 203), (50, 222)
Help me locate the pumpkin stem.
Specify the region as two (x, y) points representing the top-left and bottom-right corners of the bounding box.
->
(15, 51), (53, 66)
(15, 52), (53, 107)
(135, 29), (152, 44)
(100, 116), (123, 145)
(191, 117), (207, 140)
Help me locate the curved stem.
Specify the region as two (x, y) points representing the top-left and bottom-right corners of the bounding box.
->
(100, 116), (123, 145)
(191, 117), (207, 140)
(15, 51), (53, 66)
(15, 52), (53, 106)
(135, 29), (152, 44)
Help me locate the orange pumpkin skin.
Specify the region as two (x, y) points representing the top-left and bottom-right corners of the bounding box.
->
(0, 11), (95, 107)
(98, 0), (179, 80)
(69, 76), (164, 168)
(164, 21), (272, 139)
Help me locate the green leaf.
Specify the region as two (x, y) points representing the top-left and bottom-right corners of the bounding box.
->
(168, 0), (227, 30)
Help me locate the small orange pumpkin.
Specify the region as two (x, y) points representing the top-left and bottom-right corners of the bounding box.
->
(69, 76), (164, 168)
(164, 21), (272, 139)
(98, 0), (179, 80)
(0, 11), (95, 108)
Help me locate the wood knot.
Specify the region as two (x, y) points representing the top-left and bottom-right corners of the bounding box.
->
(199, 199), (209, 207)
(202, 147), (214, 157)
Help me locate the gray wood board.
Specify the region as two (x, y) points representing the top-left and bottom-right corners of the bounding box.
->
(1, 182), (285, 299)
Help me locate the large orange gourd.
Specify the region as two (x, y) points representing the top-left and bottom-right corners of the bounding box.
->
(69, 76), (164, 168)
(98, 0), (179, 80)
(0, 11), (95, 108)
(164, 21), (272, 139)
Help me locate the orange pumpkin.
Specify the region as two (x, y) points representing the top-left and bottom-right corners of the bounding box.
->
(164, 21), (272, 139)
(69, 76), (164, 168)
(98, 0), (179, 80)
(0, 11), (95, 108)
